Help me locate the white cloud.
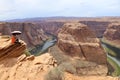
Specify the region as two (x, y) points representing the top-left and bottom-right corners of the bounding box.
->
(0, 0), (14, 13)
(0, 0), (16, 20)
(0, 0), (120, 20)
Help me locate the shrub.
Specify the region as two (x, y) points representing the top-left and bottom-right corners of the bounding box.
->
(58, 62), (76, 74)
(23, 49), (31, 56)
(45, 67), (64, 80)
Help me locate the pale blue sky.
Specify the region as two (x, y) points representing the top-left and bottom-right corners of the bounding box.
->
(0, 0), (120, 20)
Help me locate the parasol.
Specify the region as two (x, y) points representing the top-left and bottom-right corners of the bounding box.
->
(11, 31), (22, 35)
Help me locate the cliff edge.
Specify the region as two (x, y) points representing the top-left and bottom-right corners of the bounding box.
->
(0, 36), (57, 80)
(0, 36), (26, 60)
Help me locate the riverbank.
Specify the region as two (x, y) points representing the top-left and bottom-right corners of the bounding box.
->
(101, 39), (120, 76)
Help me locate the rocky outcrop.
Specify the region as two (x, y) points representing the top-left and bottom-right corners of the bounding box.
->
(79, 21), (110, 38)
(0, 22), (48, 48)
(57, 23), (107, 64)
(104, 23), (120, 43)
(0, 53), (57, 80)
(0, 36), (26, 60)
(57, 23), (108, 76)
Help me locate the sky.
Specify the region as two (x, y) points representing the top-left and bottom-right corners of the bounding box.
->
(0, 0), (120, 20)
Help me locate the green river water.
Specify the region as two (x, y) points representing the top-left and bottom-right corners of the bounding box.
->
(101, 40), (120, 76)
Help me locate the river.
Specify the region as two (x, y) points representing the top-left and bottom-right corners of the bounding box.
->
(103, 44), (120, 66)
(102, 41), (120, 60)
(101, 41), (120, 76)
(29, 38), (57, 56)
(107, 54), (120, 66)
(40, 39), (57, 52)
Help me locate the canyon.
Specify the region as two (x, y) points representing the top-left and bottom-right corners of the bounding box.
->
(0, 17), (120, 80)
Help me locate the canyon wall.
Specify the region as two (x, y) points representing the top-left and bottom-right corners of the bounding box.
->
(0, 19), (117, 48)
(36, 22), (64, 35)
(79, 21), (110, 38)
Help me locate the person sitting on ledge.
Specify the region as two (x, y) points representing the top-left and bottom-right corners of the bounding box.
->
(11, 31), (21, 44)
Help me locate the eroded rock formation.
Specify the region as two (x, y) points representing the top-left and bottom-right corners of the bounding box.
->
(57, 23), (107, 64)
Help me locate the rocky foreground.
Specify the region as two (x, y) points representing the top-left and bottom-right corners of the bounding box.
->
(0, 36), (57, 80)
(0, 53), (57, 80)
